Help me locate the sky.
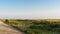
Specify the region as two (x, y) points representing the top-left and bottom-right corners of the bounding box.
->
(0, 0), (60, 19)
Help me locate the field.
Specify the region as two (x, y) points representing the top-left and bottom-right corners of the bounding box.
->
(4, 19), (60, 34)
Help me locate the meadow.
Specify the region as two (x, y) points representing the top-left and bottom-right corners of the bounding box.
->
(4, 19), (60, 34)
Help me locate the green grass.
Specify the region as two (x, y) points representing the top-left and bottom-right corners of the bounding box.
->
(4, 19), (60, 34)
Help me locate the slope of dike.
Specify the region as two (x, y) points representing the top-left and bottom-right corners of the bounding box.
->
(0, 20), (25, 34)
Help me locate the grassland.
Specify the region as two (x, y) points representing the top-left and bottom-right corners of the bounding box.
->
(4, 19), (60, 34)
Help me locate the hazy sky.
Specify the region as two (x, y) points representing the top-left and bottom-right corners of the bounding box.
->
(0, 0), (60, 19)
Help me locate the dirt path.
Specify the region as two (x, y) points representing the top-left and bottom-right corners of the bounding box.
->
(0, 20), (25, 34)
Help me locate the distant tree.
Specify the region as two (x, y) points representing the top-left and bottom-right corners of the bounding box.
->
(5, 19), (8, 22)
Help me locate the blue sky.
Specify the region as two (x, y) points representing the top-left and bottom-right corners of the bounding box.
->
(0, 0), (60, 19)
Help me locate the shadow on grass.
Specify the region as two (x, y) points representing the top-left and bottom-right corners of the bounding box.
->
(11, 26), (26, 34)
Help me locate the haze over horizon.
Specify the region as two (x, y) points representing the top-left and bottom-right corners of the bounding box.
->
(0, 0), (60, 19)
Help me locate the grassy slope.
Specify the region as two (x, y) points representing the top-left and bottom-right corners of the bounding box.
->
(4, 19), (60, 34)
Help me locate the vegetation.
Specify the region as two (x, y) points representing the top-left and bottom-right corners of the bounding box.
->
(4, 19), (60, 34)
